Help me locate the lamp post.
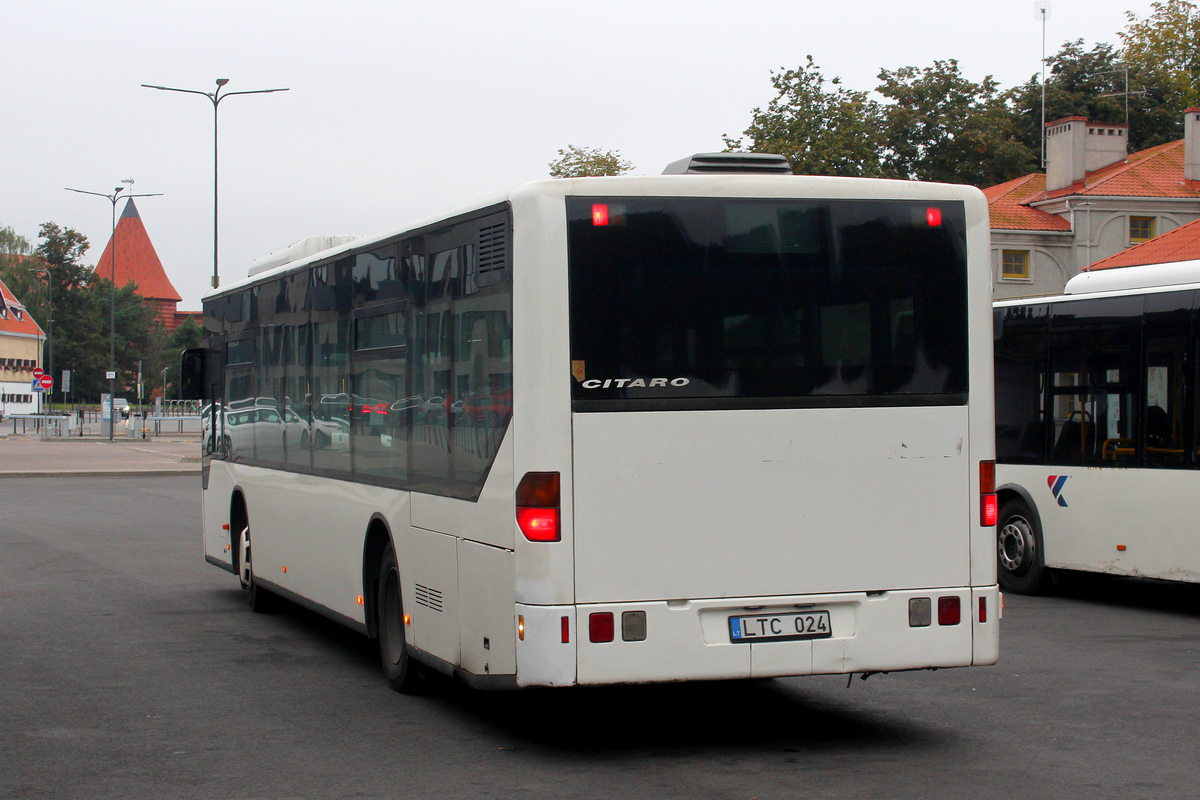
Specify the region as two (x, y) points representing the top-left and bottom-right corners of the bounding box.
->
(64, 186), (162, 440)
(26, 266), (52, 415)
(141, 78), (289, 290)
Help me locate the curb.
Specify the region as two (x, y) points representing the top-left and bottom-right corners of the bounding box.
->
(0, 468), (199, 479)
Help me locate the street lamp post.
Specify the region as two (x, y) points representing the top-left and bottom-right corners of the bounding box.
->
(64, 186), (162, 440)
(141, 79), (289, 290)
(26, 266), (52, 415)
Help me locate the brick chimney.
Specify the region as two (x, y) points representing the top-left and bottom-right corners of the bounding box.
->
(1186, 108), (1200, 186)
(1045, 117), (1128, 192)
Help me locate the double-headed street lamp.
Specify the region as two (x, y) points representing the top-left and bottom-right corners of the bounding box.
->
(141, 78), (289, 290)
(64, 185), (162, 440)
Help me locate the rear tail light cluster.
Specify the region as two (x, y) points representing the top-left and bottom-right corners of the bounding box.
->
(909, 596), (962, 627)
(980, 460), (997, 526)
(588, 611), (647, 643)
(516, 472), (560, 542)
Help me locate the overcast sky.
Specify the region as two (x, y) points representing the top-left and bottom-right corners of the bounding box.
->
(2, 0), (1148, 311)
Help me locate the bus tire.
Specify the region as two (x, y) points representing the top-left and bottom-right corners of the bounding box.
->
(377, 544), (421, 693)
(997, 497), (1048, 595)
(236, 523), (275, 613)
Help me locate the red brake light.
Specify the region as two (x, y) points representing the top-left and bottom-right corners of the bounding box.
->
(982, 494), (998, 527)
(589, 612), (614, 643)
(927, 207), (942, 227)
(938, 596), (961, 626)
(517, 472), (560, 542)
(517, 508), (558, 541)
(592, 204), (609, 226)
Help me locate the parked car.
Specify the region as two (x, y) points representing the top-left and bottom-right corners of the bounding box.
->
(462, 390), (512, 426)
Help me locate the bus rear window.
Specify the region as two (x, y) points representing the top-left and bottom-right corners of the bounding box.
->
(567, 196), (969, 411)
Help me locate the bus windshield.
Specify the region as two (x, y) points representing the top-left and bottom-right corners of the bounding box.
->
(567, 196), (969, 411)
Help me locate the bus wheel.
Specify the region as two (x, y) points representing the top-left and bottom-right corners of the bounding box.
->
(236, 524), (274, 613)
(377, 544), (421, 693)
(997, 498), (1047, 595)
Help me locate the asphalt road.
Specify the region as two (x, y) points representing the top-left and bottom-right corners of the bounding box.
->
(2, 476), (1198, 799)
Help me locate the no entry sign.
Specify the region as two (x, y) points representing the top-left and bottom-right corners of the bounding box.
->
(39, 374), (53, 389)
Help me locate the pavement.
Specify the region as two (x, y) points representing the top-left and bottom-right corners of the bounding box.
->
(0, 432), (201, 478)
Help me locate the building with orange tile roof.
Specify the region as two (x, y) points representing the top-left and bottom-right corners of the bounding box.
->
(1084, 216), (1200, 271)
(988, 109), (1200, 298)
(94, 199), (199, 331)
(0, 275), (47, 415)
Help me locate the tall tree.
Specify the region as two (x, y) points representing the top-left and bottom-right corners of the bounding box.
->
(0, 225), (31, 256)
(724, 56), (884, 177)
(1120, 0), (1200, 144)
(549, 145), (634, 178)
(1008, 39), (1176, 156)
(876, 59), (1035, 186)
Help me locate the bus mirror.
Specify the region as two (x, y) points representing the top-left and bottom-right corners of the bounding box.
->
(180, 349), (205, 400)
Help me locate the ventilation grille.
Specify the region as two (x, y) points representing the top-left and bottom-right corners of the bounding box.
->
(662, 152), (792, 175)
(478, 223), (508, 274)
(415, 583), (443, 612)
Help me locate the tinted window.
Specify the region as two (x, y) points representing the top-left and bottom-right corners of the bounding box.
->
(994, 304), (1049, 463)
(567, 197), (968, 411)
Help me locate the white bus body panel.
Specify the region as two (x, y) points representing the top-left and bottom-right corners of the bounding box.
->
(999, 463), (1200, 582)
(572, 406), (972, 601)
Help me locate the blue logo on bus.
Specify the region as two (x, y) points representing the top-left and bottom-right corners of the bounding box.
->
(1047, 475), (1068, 507)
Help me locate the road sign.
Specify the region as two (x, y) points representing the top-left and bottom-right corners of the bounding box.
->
(106, 371), (116, 380)
(62, 370), (71, 393)
(39, 375), (53, 389)
(33, 367), (44, 379)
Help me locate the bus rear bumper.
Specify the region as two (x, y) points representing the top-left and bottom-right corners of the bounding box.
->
(516, 587), (998, 687)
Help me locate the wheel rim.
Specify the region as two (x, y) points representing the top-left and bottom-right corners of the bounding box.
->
(238, 526), (253, 590)
(998, 515), (1035, 576)
(381, 569), (404, 667)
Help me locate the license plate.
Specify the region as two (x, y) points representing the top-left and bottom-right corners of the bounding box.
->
(729, 610), (832, 643)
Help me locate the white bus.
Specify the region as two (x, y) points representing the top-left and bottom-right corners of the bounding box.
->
(994, 260), (1200, 593)
(182, 153), (999, 691)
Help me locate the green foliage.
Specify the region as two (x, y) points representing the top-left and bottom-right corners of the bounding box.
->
(1120, 0), (1200, 144)
(0, 225), (31, 256)
(876, 60), (1035, 185)
(723, 56), (884, 178)
(549, 145), (634, 178)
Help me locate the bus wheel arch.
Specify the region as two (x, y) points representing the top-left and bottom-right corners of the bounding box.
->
(361, 518), (392, 639)
(996, 488), (1049, 595)
(229, 490), (274, 612)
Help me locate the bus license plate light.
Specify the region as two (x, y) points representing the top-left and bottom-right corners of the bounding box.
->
(728, 610), (832, 643)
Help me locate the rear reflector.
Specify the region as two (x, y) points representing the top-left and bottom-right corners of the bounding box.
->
(979, 596), (987, 623)
(589, 612), (614, 643)
(517, 472), (561, 542)
(909, 598), (932, 627)
(938, 596), (961, 626)
(561, 615), (570, 643)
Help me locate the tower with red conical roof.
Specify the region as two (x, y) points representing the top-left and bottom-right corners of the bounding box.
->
(94, 199), (197, 331)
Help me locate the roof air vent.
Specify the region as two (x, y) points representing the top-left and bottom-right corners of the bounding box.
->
(662, 152), (792, 175)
